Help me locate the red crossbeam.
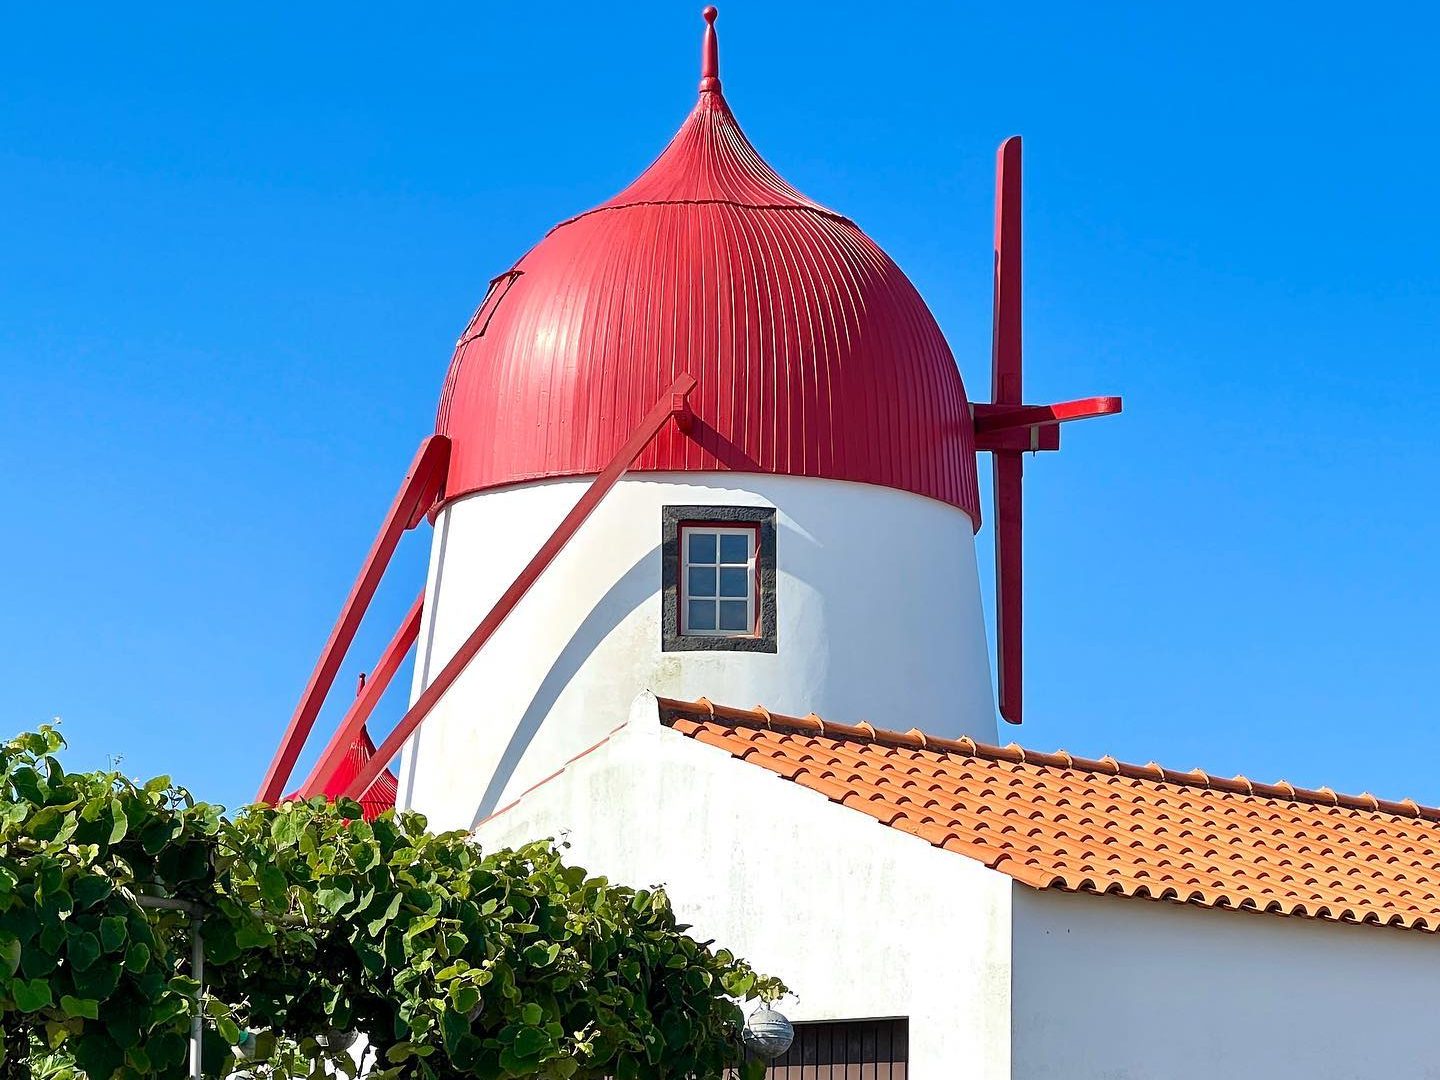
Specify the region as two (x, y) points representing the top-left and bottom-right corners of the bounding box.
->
(975, 426), (1060, 454)
(341, 374), (699, 803)
(298, 591), (424, 798)
(973, 396), (1122, 435)
(256, 435), (449, 803)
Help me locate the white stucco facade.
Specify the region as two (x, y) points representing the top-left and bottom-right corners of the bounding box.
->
(399, 472), (996, 831)
(474, 694), (1015, 1080)
(1011, 887), (1440, 1079)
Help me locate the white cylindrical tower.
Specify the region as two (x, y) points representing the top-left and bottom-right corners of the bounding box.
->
(399, 11), (997, 830)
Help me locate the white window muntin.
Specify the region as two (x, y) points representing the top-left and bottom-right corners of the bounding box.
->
(680, 525), (758, 636)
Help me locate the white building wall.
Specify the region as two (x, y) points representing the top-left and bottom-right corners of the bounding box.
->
(474, 696), (1014, 1080)
(400, 472), (995, 831)
(1011, 887), (1440, 1079)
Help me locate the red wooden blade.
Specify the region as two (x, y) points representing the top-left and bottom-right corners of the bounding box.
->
(992, 136), (1022, 408)
(992, 135), (1023, 725)
(993, 452), (1023, 724)
(299, 591), (424, 799)
(256, 434), (449, 803)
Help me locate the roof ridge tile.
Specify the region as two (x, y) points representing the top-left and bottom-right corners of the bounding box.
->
(656, 697), (1440, 822)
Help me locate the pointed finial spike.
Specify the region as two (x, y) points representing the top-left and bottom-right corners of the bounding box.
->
(699, 6), (721, 93)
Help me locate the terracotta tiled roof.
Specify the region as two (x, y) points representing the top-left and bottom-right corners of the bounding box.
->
(659, 697), (1440, 933)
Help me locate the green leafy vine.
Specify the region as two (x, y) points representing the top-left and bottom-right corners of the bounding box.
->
(0, 728), (780, 1080)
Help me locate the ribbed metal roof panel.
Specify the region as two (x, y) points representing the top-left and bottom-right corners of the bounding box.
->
(326, 728), (398, 822)
(437, 77), (980, 523)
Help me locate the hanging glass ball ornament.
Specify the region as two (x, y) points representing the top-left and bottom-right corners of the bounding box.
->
(743, 1005), (794, 1061)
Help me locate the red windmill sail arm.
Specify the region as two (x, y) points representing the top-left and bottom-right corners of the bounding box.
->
(993, 453), (1024, 725)
(992, 137), (1022, 410)
(991, 135), (1024, 726)
(256, 434), (450, 804)
(978, 135), (1121, 726)
(299, 590), (424, 799)
(342, 373), (699, 803)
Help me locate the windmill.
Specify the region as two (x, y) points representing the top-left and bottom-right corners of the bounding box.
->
(254, 123), (1119, 809)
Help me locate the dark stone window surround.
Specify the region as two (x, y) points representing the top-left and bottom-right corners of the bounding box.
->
(661, 505), (778, 653)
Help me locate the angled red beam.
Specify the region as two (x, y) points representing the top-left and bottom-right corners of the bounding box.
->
(298, 590), (424, 798)
(992, 135), (1024, 727)
(973, 396), (1122, 435)
(256, 434), (450, 804)
(342, 373), (699, 802)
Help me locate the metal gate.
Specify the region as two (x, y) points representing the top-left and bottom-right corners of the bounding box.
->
(764, 1018), (908, 1079)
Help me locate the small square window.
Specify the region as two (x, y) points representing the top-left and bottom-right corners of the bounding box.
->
(662, 506), (777, 653)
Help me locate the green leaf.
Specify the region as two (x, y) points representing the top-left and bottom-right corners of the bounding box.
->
(353, 842), (379, 872)
(217, 1015), (242, 1045)
(12, 976), (54, 1012)
(270, 812), (302, 848)
(99, 915), (127, 953)
(71, 1030), (123, 1080)
(513, 1025), (554, 1059)
(659, 1009), (693, 1050)
(2, 907), (41, 947)
(522, 941), (560, 967)
(108, 799), (129, 844)
(60, 994), (101, 1020)
(0, 933), (18, 977)
(366, 891), (402, 937)
(70, 956), (122, 1000)
(66, 930), (102, 972)
(139, 819), (177, 856)
(258, 864), (288, 903)
(28, 806), (63, 842)
(722, 970), (755, 996)
(386, 1041), (418, 1064)
(355, 942), (384, 975)
(232, 922), (271, 950)
(10, 766), (44, 805)
(449, 984), (480, 1015)
(316, 881), (354, 914)
(149, 997), (187, 1028)
(72, 874), (113, 909)
(123, 942), (151, 972)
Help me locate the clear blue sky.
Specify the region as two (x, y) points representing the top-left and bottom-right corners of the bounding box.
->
(3, 2), (1437, 811)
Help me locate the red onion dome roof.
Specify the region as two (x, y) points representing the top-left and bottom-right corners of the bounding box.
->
(437, 8), (980, 523)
